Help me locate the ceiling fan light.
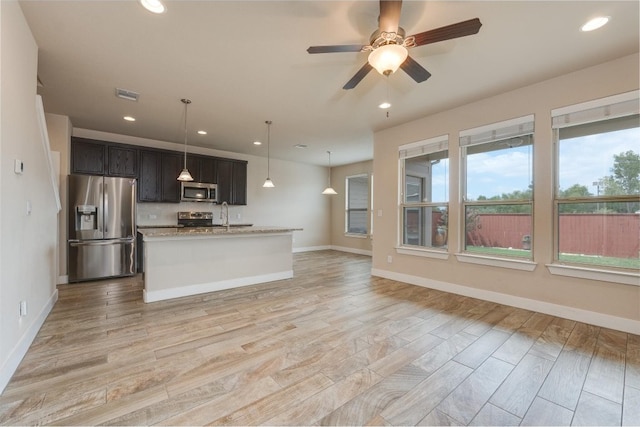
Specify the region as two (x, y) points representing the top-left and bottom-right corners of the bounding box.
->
(368, 44), (408, 75)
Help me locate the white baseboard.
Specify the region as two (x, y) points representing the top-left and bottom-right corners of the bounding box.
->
(143, 270), (293, 303)
(0, 289), (58, 394)
(57, 275), (68, 285)
(371, 268), (640, 335)
(293, 245), (331, 253)
(331, 246), (373, 257)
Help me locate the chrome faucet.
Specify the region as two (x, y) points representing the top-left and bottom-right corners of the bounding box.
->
(220, 201), (230, 231)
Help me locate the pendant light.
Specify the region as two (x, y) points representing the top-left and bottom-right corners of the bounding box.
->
(322, 151), (337, 195)
(177, 98), (194, 182)
(263, 120), (275, 188)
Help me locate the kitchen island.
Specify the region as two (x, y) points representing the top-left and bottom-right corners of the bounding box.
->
(138, 226), (301, 303)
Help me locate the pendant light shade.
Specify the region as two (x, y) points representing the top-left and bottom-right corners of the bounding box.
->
(322, 151), (337, 195)
(177, 98), (194, 182)
(263, 120), (274, 188)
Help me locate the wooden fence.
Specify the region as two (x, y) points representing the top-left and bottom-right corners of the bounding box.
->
(460, 213), (639, 258)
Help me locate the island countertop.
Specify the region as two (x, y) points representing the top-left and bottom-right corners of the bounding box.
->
(138, 226), (302, 239)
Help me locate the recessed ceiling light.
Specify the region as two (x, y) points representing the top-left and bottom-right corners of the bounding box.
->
(197, 130), (207, 135)
(123, 116), (136, 122)
(294, 144), (308, 149)
(140, 0), (165, 14)
(253, 141), (262, 146)
(379, 102), (391, 109)
(581, 16), (610, 32)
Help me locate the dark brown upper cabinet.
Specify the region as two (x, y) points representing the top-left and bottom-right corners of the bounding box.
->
(71, 138), (105, 175)
(70, 137), (247, 205)
(108, 145), (137, 177)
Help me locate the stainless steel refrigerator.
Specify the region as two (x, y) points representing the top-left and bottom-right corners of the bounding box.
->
(68, 174), (136, 282)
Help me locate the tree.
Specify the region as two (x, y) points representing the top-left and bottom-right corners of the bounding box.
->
(558, 184), (594, 213)
(600, 150), (640, 213)
(603, 150), (640, 196)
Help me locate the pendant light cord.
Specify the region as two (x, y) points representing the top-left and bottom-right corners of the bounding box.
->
(266, 120), (272, 177)
(181, 98), (191, 170)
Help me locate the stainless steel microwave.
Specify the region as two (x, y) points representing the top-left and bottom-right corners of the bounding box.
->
(180, 182), (218, 203)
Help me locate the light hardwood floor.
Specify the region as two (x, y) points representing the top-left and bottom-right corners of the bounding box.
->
(1, 250), (639, 426)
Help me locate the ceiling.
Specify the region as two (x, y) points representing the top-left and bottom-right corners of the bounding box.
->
(19, 1), (639, 167)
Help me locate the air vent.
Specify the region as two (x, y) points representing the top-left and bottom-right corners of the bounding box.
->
(115, 88), (139, 102)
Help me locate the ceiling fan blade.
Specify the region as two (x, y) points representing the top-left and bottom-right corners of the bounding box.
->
(307, 45), (366, 54)
(409, 18), (482, 47)
(400, 56), (431, 83)
(343, 63), (373, 90)
(378, 0), (403, 34)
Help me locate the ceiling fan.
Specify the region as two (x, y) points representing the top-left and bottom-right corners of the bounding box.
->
(307, 0), (482, 90)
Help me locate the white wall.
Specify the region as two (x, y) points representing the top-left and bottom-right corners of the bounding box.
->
(72, 128), (331, 252)
(0, 1), (59, 393)
(372, 54), (640, 334)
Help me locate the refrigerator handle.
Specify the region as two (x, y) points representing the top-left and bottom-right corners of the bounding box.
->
(103, 182), (108, 233)
(97, 181), (104, 233)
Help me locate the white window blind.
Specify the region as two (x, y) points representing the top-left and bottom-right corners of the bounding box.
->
(399, 135), (448, 159)
(552, 90), (639, 129)
(459, 115), (534, 148)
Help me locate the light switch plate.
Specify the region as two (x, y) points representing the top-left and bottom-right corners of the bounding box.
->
(14, 159), (24, 174)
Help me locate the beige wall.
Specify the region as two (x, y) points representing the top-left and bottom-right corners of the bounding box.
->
(329, 160), (373, 255)
(1, 1), (59, 393)
(372, 53), (640, 333)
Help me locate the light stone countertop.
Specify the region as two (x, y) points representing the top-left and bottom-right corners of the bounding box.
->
(138, 226), (302, 239)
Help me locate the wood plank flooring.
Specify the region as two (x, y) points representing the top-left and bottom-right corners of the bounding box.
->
(1, 250), (639, 426)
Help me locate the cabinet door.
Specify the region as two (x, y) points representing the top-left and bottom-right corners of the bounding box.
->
(231, 161), (247, 205)
(216, 159), (233, 204)
(161, 152), (182, 203)
(71, 139), (105, 175)
(108, 145), (137, 177)
(138, 150), (161, 202)
(200, 157), (216, 184)
(186, 156), (200, 182)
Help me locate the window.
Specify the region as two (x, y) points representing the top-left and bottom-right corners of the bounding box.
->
(460, 115), (534, 259)
(399, 136), (449, 249)
(553, 91), (639, 271)
(346, 174), (369, 235)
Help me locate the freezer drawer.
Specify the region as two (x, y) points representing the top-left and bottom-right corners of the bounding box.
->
(68, 239), (135, 282)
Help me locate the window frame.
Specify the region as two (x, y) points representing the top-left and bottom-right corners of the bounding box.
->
(459, 115), (536, 263)
(398, 135), (450, 256)
(345, 173), (370, 237)
(551, 90), (640, 278)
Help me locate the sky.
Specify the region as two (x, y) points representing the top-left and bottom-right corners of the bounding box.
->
(467, 127), (639, 200)
(426, 126), (639, 202)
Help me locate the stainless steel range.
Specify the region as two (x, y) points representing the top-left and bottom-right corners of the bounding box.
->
(177, 211), (214, 227)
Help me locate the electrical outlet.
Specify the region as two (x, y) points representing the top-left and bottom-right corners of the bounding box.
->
(387, 255), (393, 263)
(148, 214), (157, 219)
(236, 213), (241, 219)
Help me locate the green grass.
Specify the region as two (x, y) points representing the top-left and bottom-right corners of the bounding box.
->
(466, 246), (640, 269)
(466, 246), (531, 259)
